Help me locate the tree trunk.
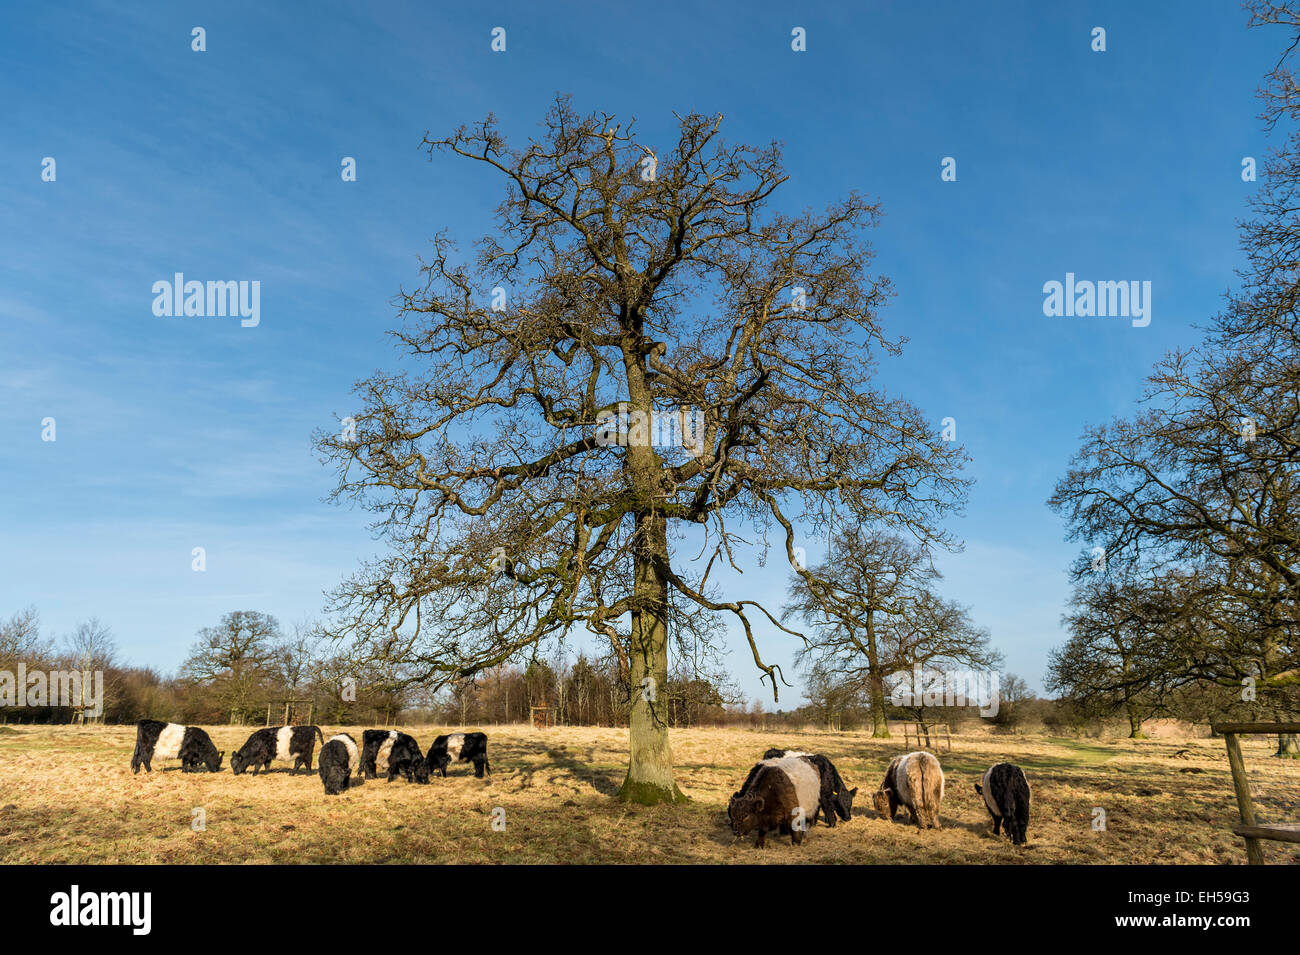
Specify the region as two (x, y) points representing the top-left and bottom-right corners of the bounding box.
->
(617, 510), (686, 804)
(1275, 733), (1299, 758)
(864, 608), (890, 737)
(1126, 702), (1146, 739)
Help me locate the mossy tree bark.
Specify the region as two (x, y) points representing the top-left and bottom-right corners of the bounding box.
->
(1127, 705), (1146, 739)
(865, 609), (890, 738)
(618, 512), (686, 804)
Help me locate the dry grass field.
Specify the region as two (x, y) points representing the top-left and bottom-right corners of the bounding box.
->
(1, 723), (1296, 864)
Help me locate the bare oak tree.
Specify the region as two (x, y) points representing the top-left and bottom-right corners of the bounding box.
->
(61, 618), (120, 723)
(1048, 570), (1182, 738)
(180, 610), (280, 724)
(783, 528), (993, 736)
(318, 99), (967, 803)
(0, 607), (51, 672)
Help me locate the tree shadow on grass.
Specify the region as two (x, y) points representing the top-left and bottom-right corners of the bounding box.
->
(864, 808), (987, 837)
(541, 745), (621, 797)
(706, 806), (875, 852)
(947, 815), (999, 837)
(488, 737), (621, 796)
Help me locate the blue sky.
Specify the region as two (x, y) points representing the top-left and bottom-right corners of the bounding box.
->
(0, 1), (1279, 704)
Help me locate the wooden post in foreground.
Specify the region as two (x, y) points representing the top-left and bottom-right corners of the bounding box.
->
(1221, 732), (1265, 866)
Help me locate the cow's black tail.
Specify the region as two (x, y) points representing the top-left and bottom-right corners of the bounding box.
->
(1000, 770), (1029, 843)
(314, 726), (325, 746)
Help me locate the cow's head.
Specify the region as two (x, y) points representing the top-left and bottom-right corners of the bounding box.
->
(871, 787), (893, 818)
(727, 792), (764, 836)
(322, 764), (349, 795)
(230, 749), (249, 775)
(205, 748), (224, 773)
(973, 782), (983, 795)
(834, 785), (858, 821)
(414, 757), (431, 784)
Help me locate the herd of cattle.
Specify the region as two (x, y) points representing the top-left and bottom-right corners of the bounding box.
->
(128, 719), (1031, 848)
(729, 747), (1032, 847)
(129, 719), (490, 794)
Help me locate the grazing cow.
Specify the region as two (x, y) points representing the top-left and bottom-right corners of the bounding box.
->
(131, 720), (223, 773)
(360, 730), (397, 779)
(318, 733), (358, 795)
(758, 749), (857, 826)
(427, 732), (490, 778)
(975, 762), (1031, 845)
(387, 732), (430, 783)
(743, 751), (811, 794)
(360, 730), (429, 782)
(230, 725), (324, 775)
(872, 751), (944, 830)
(728, 755), (823, 847)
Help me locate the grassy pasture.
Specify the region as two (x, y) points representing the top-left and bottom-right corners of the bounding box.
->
(0, 723), (1296, 864)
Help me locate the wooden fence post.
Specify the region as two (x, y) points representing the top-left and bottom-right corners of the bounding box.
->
(1222, 732), (1265, 865)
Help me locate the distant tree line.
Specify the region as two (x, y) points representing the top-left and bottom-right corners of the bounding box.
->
(427, 655), (736, 728)
(5, 601), (1277, 737)
(0, 607), (741, 728)
(0, 607), (408, 726)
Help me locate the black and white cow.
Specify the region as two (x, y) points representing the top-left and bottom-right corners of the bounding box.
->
(974, 762), (1031, 845)
(360, 729), (429, 782)
(318, 733), (358, 795)
(388, 732), (429, 783)
(427, 732), (490, 778)
(360, 730), (397, 779)
(131, 720), (223, 773)
(728, 754), (823, 847)
(230, 725), (324, 775)
(760, 749), (857, 826)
